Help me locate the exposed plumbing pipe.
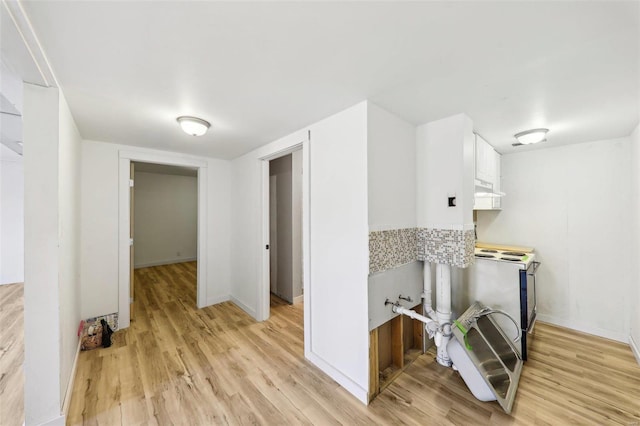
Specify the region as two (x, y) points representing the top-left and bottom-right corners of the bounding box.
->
(435, 263), (453, 367)
(391, 304), (439, 337)
(422, 262), (437, 321)
(392, 304), (437, 326)
(391, 262), (453, 368)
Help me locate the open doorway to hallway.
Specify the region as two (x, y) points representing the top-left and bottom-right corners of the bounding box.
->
(131, 162), (198, 320)
(268, 150), (303, 310)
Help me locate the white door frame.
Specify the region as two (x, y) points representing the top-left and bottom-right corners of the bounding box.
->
(258, 139), (310, 355)
(118, 150), (208, 329)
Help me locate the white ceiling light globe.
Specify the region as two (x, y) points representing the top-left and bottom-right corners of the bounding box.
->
(514, 128), (549, 145)
(177, 116), (211, 136)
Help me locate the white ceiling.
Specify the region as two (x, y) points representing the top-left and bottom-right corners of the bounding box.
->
(18, 1), (640, 159)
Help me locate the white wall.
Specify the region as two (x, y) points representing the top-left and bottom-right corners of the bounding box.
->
(23, 84), (82, 425)
(133, 171), (197, 268)
(0, 150), (24, 284)
(230, 101), (370, 403)
(630, 123), (640, 362)
(309, 102), (370, 402)
(80, 140), (231, 319)
(367, 102), (416, 231)
(477, 137), (632, 342)
(416, 114), (474, 229)
(57, 92), (82, 409)
(366, 103), (421, 331)
(23, 83), (62, 426)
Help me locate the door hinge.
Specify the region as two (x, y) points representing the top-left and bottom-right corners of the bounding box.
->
(129, 238), (134, 246)
(129, 179), (134, 187)
(130, 297), (134, 304)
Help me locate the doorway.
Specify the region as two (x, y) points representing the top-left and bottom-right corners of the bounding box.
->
(118, 152), (208, 330)
(268, 151), (303, 306)
(130, 162), (199, 319)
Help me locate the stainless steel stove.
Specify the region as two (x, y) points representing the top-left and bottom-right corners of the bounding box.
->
(474, 247), (535, 268)
(467, 246), (540, 360)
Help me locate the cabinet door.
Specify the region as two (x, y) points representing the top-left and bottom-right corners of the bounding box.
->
(475, 135), (489, 182)
(492, 150), (502, 209)
(477, 135), (497, 183)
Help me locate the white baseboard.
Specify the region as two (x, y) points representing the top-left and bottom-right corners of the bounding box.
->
(0, 280), (23, 286)
(630, 335), (640, 366)
(306, 351), (368, 405)
(206, 295), (230, 306)
(134, 257), (197, 269)
(230, 296), (256, 319)
(61, 338), (82, 416)
(537, 314), (627, 343)
(293, 295), (303, 304)
(39, 415), (65, 426)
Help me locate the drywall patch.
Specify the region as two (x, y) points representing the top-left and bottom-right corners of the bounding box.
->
(417, 228), (475, 268)
(369, 228), (417, 274)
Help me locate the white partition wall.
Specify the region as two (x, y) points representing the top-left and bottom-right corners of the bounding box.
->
(23, 84), (82, 426)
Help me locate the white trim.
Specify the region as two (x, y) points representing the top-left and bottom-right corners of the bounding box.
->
(118, 150), (208, 329)
(38, 415), (65, 426)
(536, 314), (627, 343)
(196, 167), (208, 309)
(1, 0), (58, 87)
(134, 257), (197, 269)
(293, 295), (303, 305)
(259, 159), (270, 321)
(258, 142), (305, 322)
(630, 335), (640, 366)
(230, 296), (256, 319)
(119, 150), (207, 168)
(306, 352), (368, 405)
(207, 295), (230, 306)
(61, 339), (81, 417)
(302, 138), (311, 359)
(256, 134), (311, 376)
(118, 158), (131, 328)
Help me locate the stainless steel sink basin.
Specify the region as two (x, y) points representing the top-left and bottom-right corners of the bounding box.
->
(449, 302), (523, 413)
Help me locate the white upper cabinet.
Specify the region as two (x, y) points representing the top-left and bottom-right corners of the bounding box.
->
(474, 134), (502, 210)
(475, 135), (493, 183)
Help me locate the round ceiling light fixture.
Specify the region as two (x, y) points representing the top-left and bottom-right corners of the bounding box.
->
(177, 116), (211, 136)
(514, 128), (549, 145)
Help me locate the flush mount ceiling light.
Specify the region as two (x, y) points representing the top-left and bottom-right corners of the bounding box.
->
(513, 128), (549, 146)
(176, 116), (211, 136)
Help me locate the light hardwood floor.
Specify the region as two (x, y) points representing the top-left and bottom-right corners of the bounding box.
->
(3, 264), (639, 425)
(0, 283), (24, 426)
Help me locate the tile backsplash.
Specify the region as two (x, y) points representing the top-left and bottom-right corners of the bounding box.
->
(369, 228), (417, 274)
(416, 228), (475, 268)
(369, 227), (474, 274)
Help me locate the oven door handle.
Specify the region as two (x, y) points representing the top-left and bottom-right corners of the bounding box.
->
(528, 261), (541, 275)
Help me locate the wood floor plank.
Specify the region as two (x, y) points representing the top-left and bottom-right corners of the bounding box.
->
(0, 283), (23, 426)
(65, 263), (640, 425)
(3, 263), (639, 426)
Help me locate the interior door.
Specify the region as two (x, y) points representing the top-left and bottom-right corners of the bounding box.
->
(130, 162), (135, 320)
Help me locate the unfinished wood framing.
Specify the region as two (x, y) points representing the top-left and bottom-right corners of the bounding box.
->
(369, 303), (425, 402)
